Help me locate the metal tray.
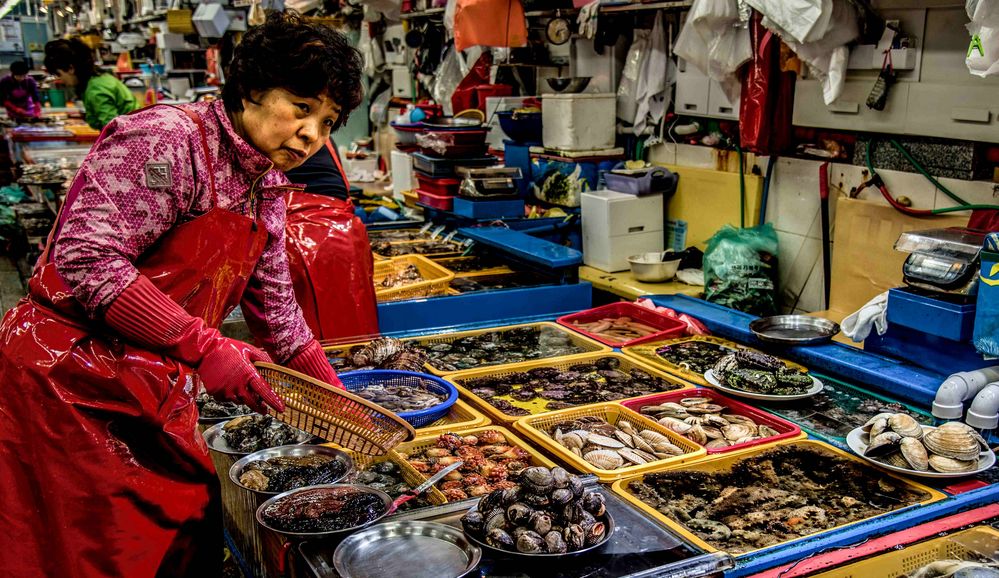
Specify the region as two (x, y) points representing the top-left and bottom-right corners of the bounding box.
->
(333, 521), (480, 578)
(298, 477), (736, 578)
(749, 315), (841, 345)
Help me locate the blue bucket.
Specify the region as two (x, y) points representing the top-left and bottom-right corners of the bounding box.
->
(338, 370), (458, 428)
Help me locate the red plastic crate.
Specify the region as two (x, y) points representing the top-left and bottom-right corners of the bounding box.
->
(557, 302), (687, 348)
(415, 174), (461, 197)
(619, 388), (803, 454)
(417, 190), (454, 211)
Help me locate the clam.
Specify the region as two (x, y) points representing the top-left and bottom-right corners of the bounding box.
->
(551, 488), (574, 505)
(899, 437), (929, 471)
(683, 416), (704, 426)
(704, 415), (733, 429)
(862, 412), (894, 433)
(551, 467), (571, 489)
(563, 524), (585, 550)
(522, 466), (555, 492)
(881, 451), (911, 470)
(888, 414), (924, 439)
(722, 424), (754, 441)
(721, 414), (755, 427)
(486, 528), (515, 549)
(581, 491), (606, 517)
(484, 508), (507, 532)
(583, 449), (624, 470)
(938, 422), (989, 450)
(680, 397), (710, 407)
(758, 425), (780, 438)
(460, 510), (485, 534)
(658, 417), (692, 434)
(864, 432), (902, 457)
(923, 427), (981, 462)
(516, 530), (546, 553)
(686, 404), (725, 415)
(544, 530), (567, 554)
(529, 510), (553, 535)
(928, 454), (979, 473)
(701, 426), (724, 440)
(506, 502), (534, 525)
(685, 425), (708, 445)
(706, 439), (730, 449)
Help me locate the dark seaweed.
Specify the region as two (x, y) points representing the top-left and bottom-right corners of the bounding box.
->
(261, 487), (385, 533)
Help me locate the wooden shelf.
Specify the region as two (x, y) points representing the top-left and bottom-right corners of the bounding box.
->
(400, 7), (445, 19)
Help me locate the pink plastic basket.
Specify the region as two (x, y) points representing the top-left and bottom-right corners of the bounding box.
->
(619, 388), (803, 454)
(417, 190), (454, 211)
(415, 174), (461, 197)
(557, 302), (687, 348)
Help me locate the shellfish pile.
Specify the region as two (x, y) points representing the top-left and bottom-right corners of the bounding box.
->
(259, 486), (385, 533)
(221, 415), (303, 454)
(330, 338), (429, 373)
(639, 396), (781, 449)
(712, 351), (813, 395)
(196, 393), (251, 419)
(351, 383), (446, 413)
(654, 340), (734, 375)
(418, 326), (589, 373)
(550, 416), (687, 470)
(372, 239), (458, 257)
(378, 263), (424, 289)
(862, 414), (988, 473)
(401, 431), (532, 501)
(350, 459), (433, 511)
(628, 445), (931, 554)
(460, 466), (609, 554)
(907, 560), (999, 578)
(239, 453), (348, 493)
(459, 356), (684, 416)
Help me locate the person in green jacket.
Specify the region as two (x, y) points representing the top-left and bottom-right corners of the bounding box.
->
(44, 38), (139, 130)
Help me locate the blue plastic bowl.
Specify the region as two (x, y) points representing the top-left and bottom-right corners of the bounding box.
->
(337, 370), (458, 428)
(497, 111), (542, 144)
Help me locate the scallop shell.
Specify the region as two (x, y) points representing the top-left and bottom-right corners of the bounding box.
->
(928, 454), (978, 473)
(864, 432), (902, 457)
(638, 430), (672, 445)
(685, 425), (708, 445)
(683, 416), (704, 426)
(630, 433), (658, 454)
(923, 428), (981, 462)
(618, 448), (648, 465)
(651, 441), (686, 456)
(614, 430), (635, 448)
(722, 424), (754, 441)
(582, 449), (624, 470)
(587, 434), (626, 449)
(888, 414), (924, 439)
(680, 397), (711, 407)
(617, 419), (637, 436)
(899, 437), (929, 471)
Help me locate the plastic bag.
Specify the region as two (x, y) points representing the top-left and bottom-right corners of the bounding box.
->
(453, 0), (527, 52)
(633, 11), (673, 135)
(431, 46), (465, 115)
(974, 241), (999, 357)
(740, 12), (795, 154)
(967, 22), (999, 77)
(674, 0), (751, 103)
(968, 0), (999, 26)
(616, 28), (649, 123)
(703, 223), (780, 316)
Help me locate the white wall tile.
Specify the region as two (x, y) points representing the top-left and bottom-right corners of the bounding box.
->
(933, 176), (999, 210)
(795, 259), (827, 313)
(675, 144), (717, 169)
(765, 157), (824, 238)
(647, 143), (677, 165)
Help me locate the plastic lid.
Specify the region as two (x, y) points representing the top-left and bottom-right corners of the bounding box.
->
(895, 228), (986, 259)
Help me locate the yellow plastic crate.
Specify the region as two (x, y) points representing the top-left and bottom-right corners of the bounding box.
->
(406, 321), (611, 376)
(811, 526), (999, 578)
(446, 352), (696, 425)
(166, 9), (194, 33)
(394, 425), (557, 502)
(610, 440), (948, 558)
(622, 335), (806, 387)
(374, 254), (455, 302)
(513, 402), (706, 482)
(414, 399), (492, 438)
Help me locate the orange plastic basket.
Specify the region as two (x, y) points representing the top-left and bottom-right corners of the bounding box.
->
(374, 254), (455, 302)
(513, 402), (706, 482)
(255, 362), (415, 456)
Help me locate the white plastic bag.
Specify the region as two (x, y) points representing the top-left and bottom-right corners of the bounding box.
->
(617, 28), (649, 123)
(674, 0), (751, 103)
(967, 23), (999, 77)
(745, 0), (831, 44)
(634, 12), (674, 135)
(430, 46), (465, 115)
(968, 0), (999, 27)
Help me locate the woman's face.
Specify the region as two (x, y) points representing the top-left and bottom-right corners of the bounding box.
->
(237, 88), (341, 172)
(54, 65), (77, 87)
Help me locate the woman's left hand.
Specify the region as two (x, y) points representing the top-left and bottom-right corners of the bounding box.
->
(286, 339), (343, 389)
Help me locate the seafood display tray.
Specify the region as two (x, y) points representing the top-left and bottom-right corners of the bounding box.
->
(339, 448), (449, 507)
(811, 525), (999, 578)
(621, 335), (805, 388)
(413, 399), (492, 438)
(619, 388), (806, 455)
(513, 402), (706, 482)
(371, 238), (464, 259)
(405, 322), (610, 377)
(433, 255), (514, 279)
(758, 372), (935, 450)
(845, 426), (997, 479)
(297, 478), (736, 578)
(556, 302), (688, 348)
(373, 255), (455, 303)
(446, 352), (695, 425)
(610, 440), (947, 558)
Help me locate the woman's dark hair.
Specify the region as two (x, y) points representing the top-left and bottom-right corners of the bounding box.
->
(10, 60), (28, 76)
(223, 12), (363, 130)
(44, 38), (101, 90)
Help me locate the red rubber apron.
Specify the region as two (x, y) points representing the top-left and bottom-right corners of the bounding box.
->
(285, 140), (379, 343)
(0, 106), (268, 578)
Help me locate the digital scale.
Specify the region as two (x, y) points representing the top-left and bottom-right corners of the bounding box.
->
(894, 228), (986, 297)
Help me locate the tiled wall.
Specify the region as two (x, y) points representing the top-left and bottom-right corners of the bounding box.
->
(651, 143), (999, 315)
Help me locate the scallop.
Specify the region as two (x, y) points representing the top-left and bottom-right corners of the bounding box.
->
(583, 449), (624, 470)
(923, 427), (981, 462)
(888, 414), (924, 439)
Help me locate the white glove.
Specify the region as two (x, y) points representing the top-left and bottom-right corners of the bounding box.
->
(577, 0), (600, 40)
(841, 291), (889, 342)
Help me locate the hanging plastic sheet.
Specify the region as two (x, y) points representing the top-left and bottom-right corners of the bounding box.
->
(673, 0), (751, 103)
(633, 12), (675, 135)
(739, 11), (795, 155)
(453, 0), (528, 52)
(967, 0), (999, 77)
(617, 27), (649, 123)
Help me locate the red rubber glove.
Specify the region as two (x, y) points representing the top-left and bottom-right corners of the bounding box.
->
(104, 276), (285, 414)
(286, 340), (344, 389)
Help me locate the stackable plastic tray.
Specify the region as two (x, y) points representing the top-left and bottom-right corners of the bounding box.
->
(393, 425), (557, 502)
(446, 352), (694, 425)
(557, 302), (688, 348)
(621, 335), (807, 387)
(810, 525), (999, 578)
(416, 190), (454, 211)
(619, 388), (805, 455)
(411, 152), (497, 178)
(609, 440), (947, 558)
(373, 254), (455, 302)
(513, 402), (706, 482)
(413, 398), (492, 438)
(415, 174), (461, 197)
(405, 321), (610, 376)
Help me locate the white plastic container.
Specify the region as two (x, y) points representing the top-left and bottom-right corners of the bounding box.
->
(390, 149), (415, 200)
(581, 189), (664, 273)
(542, 93), (616, 151)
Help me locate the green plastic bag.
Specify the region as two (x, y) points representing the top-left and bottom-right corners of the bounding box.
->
(703, 223), (780, 316)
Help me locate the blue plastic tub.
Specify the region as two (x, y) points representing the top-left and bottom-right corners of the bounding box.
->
(886, 287), (977, 342)
(864, 324), (994, 374)
(497, 110), (543, 144)
(452, 197), (525, 219)
(337, 370), (458, 427)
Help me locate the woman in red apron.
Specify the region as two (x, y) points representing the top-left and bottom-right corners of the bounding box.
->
(285, 139), (380, 342)
(0, 13), (363, 578)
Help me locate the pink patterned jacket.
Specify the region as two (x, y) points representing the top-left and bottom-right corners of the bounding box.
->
(51, 100), (314, 362)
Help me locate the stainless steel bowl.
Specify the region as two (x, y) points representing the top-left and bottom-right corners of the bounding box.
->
(256, 484), (394, 539)
(203, 416), (312, 457)
(463, 507), (614, 558)
(334, 521), (481, 578)
(546, 77), (592, 93)
(229, 444), (354, 496)
(628, 252), (682, 283)
(749, 315), (841, 345)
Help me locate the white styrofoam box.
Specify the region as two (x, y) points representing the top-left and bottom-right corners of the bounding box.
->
(390, 149), (415, 199)
(581, 189), (665, 272)
(384, 24), (408, 66)
(391, 66), (414, 98)
(226, 10), (247, 31)
(542, 93), (616, 151)
(485, 95), (532, 149)
(156, 31), (187, 49)
(167, 77), (191, 98)
(192, 4), (230, 38)
(344, 156), (379, 175)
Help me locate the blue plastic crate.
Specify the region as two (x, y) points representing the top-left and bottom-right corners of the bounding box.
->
(337, 370), (458, 427)
(886, 287), (977, 342)
(452, 197), (525, 219)
(864, 324), (994, 374)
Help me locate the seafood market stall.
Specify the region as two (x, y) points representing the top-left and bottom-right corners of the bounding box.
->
(203, 299), (998, 578)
